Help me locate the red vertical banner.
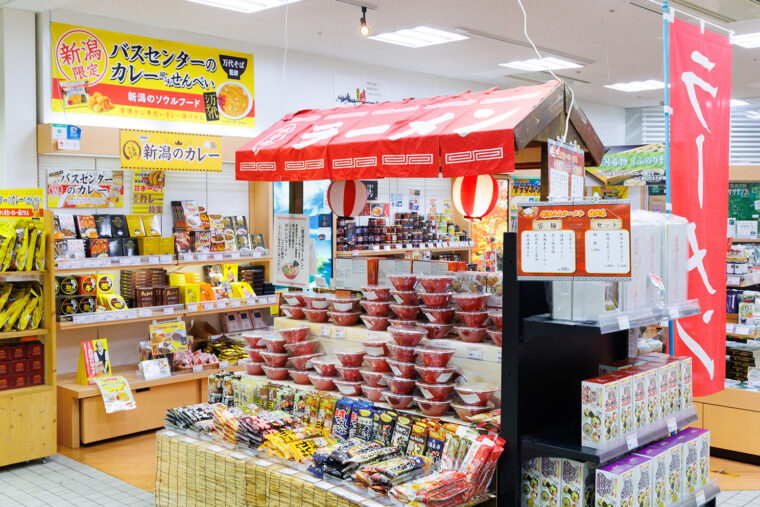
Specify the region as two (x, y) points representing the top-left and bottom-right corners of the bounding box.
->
(669, 19), (732, 396)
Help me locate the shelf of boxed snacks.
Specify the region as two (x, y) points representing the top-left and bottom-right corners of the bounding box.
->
(335, 244), (473, 258)
(726, 271), (760, 287)
(0, 328), (49, 340)
(55, 252), (272, 273)
(55, 296), (278, 330)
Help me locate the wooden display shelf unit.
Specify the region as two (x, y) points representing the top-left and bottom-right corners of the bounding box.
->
(0, 211), (57, 467)
(335, 245), (473, 258)
(694, 387), (760, 460)
(57, 362), (243, 448)
(54, 254), (273, 274)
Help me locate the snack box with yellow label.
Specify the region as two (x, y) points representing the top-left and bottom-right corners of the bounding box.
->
(78, 275), (96, 296)
(96, 274), (114, 295)
(138, 237), (160, 256)
(126, 215), (146, 237)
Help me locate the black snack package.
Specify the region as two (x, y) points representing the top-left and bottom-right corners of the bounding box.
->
(123, 237), (139, 256)
(108, 238), (123, 257)
(110, 215), (129, 238)
(94, 215), (112, 238)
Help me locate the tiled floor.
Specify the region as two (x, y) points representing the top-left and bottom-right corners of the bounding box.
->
(718, 490), (760, 506)
(0, 453), (154, 506)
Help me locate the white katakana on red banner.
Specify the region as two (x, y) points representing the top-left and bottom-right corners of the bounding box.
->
(669, 18), (731, 396)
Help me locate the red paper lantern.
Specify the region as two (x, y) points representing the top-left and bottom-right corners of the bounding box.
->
(452, 175), (499, 221)
(327, 180), (368, 218)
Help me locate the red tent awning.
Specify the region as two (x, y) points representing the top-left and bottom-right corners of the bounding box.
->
(235, 80), (563, 181)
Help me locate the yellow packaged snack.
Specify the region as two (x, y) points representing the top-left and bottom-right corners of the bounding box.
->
(0, 282), (12, 310)
(222, 264), (238, 282)
(33, 228), (46, 271)
(126, 215), (146, 237)
(231, 281), (256, 299)
(8, 220), (29, 271)
(198, 283), (214, 301)
(16, 286), (39, 330)
(31, 292), (42, 329)
(98, 293), (127, 311)
(288, 436), (340, 462)
(0, 221), (15, 270)
(24, 223), (38, 272)
(2, 286), (31, 331)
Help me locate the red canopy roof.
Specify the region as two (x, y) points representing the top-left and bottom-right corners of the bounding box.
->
(235, 80), (564, 181)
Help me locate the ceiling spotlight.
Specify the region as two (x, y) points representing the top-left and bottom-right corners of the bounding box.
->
(360, 7), (370, 37)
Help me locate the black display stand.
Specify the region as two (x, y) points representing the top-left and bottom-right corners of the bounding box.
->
(497, 232), (716, 506)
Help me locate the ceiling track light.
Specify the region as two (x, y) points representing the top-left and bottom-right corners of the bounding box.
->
(360, 6), (370, 37)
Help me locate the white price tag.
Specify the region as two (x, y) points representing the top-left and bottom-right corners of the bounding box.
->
(114, 312), (126, 321)
(73, 314), (94, 324)
(181, 436), (197, 444)
(315, 481), (332, 490)
(182, 253), (194, 262)
(187, 304), (198, 312)
(252, 251), (262, 259)
(119, 257), (138, 266)
(278, 468), (298, 476)
(192, 364), (203, 373)
(695, 490), (706, 506)
(160, 255), (173, 264)
(334, 328), (346, 339)
(94, 313), (108, 322)
(219, 360), (229, 368)
(148, 256), (160, 265)
(231, 252), (241, 259)
(373, 245), (380, 252)
(320, 326), (332, 337)
(406, 243), (414, 249)
(138, 308), (151, 318)
(163, 430), (177, 437)
(300, 475), (320, 483)
(255, 459), (273, 467)
(363, 501), (384, 507)
(395, 244), (403, 250)
(467, 347), (483, 360)
(268, 295), (277, 304)
(229, 452), (247, 460)
(207, 445), (224, 453)
(727, 275), (741, 286)
(667, 417), (677, 433)
(230, 299), (241, 308)
(197, 253), (209, 261)
(247, 297), (258, 306)
(204, 302), (217, 310)
(126, 309), (137, 319)
(669, 307), (679, 320)
(726, 323), (736, 333)
(163, 307), (175, 315)
(352, 250), (359, 257)
(617, 315), (630, 330)
(626, 434), (639, 451)
(383, 245), (392, 251)
(367, 331), (381, 340)
(213, 253), (223, 261)
(342, 491), (365, 503)
(497, 350), (502, 362)
(735, 325), (751, 336)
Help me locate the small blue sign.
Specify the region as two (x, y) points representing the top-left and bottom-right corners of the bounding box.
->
(67, 125), (81, 140)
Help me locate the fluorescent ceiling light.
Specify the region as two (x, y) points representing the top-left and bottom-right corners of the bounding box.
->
(500, 57), (582, 72)
(604, 80), (664, 92)
(731, 99), (749, 107)
(747, 111), (760, 120)
(369, 26), (468, 48)
(733, 32), (760, 49)
(187, 0), (301, 13)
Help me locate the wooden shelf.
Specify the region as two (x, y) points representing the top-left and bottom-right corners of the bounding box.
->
(0, 270), (46, 279)
(58, 362), (244, 399)
(336, 246), (472, 258)
(54, 254), (273, 273)
(0, 384), (55, 399)
(184, 302), (272, 317)
(0, 328), (48, 340)
(731, 238), (760, 243)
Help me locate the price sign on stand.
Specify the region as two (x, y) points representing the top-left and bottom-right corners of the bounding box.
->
(516, 201), (631, 281)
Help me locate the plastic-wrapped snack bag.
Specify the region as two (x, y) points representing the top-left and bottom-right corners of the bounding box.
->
(33, 227), (46, 271)
(2, 286), (30, 330)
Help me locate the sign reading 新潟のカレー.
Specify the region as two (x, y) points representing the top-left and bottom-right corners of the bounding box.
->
(50, 22), (254, 127)
(120, 130), (222, 172)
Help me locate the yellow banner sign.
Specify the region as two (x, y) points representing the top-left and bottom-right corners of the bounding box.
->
(0, 189), (44, 218)
(51, 22), (254, 127)
(120, 129), (222, 172)
(132, 170), (165, 215)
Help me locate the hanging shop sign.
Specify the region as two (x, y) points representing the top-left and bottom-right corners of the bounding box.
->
(669, 19), (732, 396)
(0, 189), (44, 218)
(132, 170), (165, 215)
(50, 22), (254, 127)
(120, 129), (223, 172)
(47, 169), (124, 208)
(587, 144), (666, 186)
(273, 214), (310, 289)
(546, 139), (585, 198)
(516, 200), (631, 281)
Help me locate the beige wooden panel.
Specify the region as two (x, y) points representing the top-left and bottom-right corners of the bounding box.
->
(703, 403), (760, 455)
(0, 386), (56, 466)
(80, 380), (199, 444)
